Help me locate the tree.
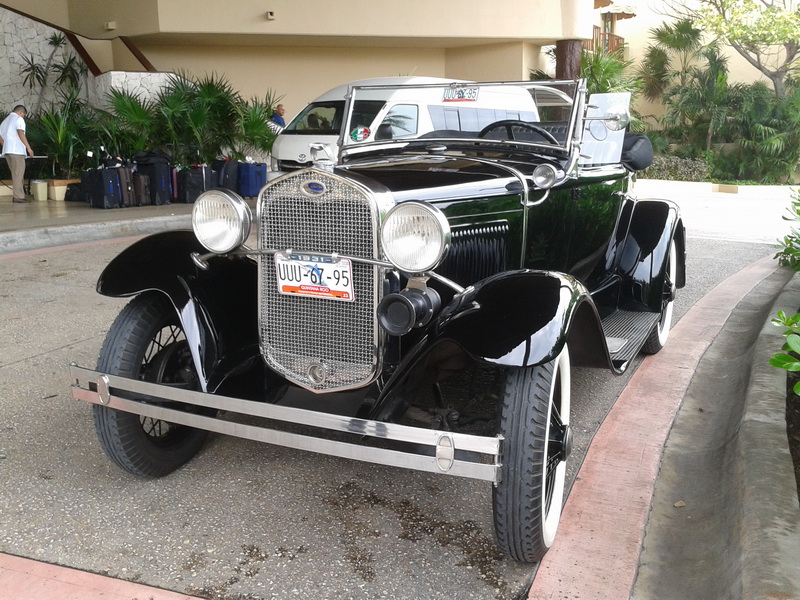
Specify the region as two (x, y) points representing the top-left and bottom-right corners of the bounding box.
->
(665, 0), (800, 98)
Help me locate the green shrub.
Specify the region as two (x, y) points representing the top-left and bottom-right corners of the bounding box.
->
(639, 155), (709, 181)
(772, 191), (800, 387)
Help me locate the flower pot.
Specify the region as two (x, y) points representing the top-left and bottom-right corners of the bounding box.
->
(31, 180), (48, 201)
(48, 179), (80, 201)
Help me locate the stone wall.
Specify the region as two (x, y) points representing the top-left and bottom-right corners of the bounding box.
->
(0, 6), (172, 114)
(0, 7), (66, 113)
(88, 71), (173, 109)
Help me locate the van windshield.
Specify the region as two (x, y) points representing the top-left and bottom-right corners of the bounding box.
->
(284, 100), (386, 135)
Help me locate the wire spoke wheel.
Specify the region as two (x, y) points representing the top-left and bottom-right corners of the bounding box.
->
(92, 293), (214, 477)
(493, 346), (571, 563)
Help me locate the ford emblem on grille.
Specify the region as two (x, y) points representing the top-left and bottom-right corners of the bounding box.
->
(301, 181), (326, 196)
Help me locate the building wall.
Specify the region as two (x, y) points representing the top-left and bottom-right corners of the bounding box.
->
(1, 0), (598, 123)
(139, 43), (448, 120)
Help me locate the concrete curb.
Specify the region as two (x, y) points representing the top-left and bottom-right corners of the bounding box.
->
(528, 255), (790, 599)
(739, 272), (800, 598)
(0, 215), (191, 253)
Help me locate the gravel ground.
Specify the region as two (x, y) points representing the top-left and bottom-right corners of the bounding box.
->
(0, 232), (779, 600)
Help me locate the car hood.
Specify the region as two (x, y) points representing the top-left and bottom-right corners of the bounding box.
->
(340, 155), (521, 201)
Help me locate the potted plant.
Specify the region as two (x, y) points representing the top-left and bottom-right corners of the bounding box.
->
(30, 89), (90, 198)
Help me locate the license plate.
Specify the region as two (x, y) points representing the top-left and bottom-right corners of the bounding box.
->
(274, 252), (355, 302)
(442, 87), (479, 102)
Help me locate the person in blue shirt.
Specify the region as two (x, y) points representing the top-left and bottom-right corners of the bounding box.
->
(270, 104), (286, 128)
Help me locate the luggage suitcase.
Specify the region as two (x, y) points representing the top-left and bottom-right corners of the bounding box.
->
(64, 182), (83, 202)
(79, 169), (97, 203)
(135, 150), (171, 206)
(132, 172), (151, 206)
(238, 162), (267, 197)
(212, 158), (239, 194)
(116, 167), (134, 207)
(170, 167), (179, 202)
(178, 165), (213, 203)
(137, 163), (171, 205)
(89, 168), (122, 209)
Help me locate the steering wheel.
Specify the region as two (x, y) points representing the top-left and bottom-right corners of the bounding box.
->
(477, 120), (559, 144)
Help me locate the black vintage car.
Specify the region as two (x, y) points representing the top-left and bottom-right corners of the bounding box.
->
(71, 79), (685, 563)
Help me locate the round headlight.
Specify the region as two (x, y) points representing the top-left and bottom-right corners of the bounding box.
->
(532, 163), (558, 189)
(192, 189), (252, 254)
(381, 202), (450, 273)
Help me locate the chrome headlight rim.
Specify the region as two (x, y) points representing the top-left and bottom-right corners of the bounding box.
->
(380, 201), (451, 274)
(192, 189), (252, 254)
(532, 163), (560, 189)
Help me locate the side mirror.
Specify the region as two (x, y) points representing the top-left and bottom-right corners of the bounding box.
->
(603, 105), (630, 131)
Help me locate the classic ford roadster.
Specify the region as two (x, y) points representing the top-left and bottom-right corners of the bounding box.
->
(70, 79), (685, 563)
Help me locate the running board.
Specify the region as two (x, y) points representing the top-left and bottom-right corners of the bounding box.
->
(601, 310), (661, 369)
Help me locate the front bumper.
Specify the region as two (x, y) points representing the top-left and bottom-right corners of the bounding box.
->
(70, 364), (502, 484)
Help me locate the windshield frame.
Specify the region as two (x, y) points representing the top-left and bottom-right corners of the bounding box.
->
(338, 79), (587, 162)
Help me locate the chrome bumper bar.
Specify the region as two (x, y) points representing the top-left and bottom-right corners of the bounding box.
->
(69, 364), (502, 484)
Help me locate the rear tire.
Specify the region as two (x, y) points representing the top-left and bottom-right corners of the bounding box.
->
(642, 239), (677, 354)
(493, 347), (571, 563)
(93, 292), (213, 478)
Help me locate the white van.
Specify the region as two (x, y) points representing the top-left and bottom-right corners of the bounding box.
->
(268, 76), (540, 179)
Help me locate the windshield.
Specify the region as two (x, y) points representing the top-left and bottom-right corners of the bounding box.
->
(284, 100), (386, 135)
(340, 81), (581, 155)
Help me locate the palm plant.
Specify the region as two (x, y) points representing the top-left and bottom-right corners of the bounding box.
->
(27, 32), (68, 116)
(736, 85), (800, 183)
(231, 96), (279, 159)
(95, 88), (157, 156)
(30, 87), (90, 177)
(638, 20), (704, 103)
(662, 44), (738, 152)
(580, 48), (643, 131)
(20, 54), (48, 89)
(581, 48), (639, 94)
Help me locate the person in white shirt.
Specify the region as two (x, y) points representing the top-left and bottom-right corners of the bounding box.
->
(0, 105), (35, 203)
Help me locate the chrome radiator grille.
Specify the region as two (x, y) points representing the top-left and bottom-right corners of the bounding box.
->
(258, 170), (381, 392)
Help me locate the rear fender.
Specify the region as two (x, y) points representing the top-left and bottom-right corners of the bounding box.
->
(97, 231), (259, 392)
(607, 198), (685, 312)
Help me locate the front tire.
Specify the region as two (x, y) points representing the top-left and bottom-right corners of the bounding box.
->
(493, 346), (571, 563)
(93, 292), (213, 478)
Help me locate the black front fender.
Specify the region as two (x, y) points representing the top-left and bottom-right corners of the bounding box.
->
(374, 270), (610, 412)
(97, 231), (259, 393)
(436, 270), (594, 367)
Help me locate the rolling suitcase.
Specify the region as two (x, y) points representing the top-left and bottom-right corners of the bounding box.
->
(137, 163), (171, 205)
(170, 167), (179, 202)
(212, 158), (239, 194)
(89, 168), (122, 209)
(79, 169), (97, 203)
(178, 165), (213, 203)
(132, 172), (151, 206)
(116, 167), (134, 207)
(135, 150), (171, 206)
(238, 162), (267, 197)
